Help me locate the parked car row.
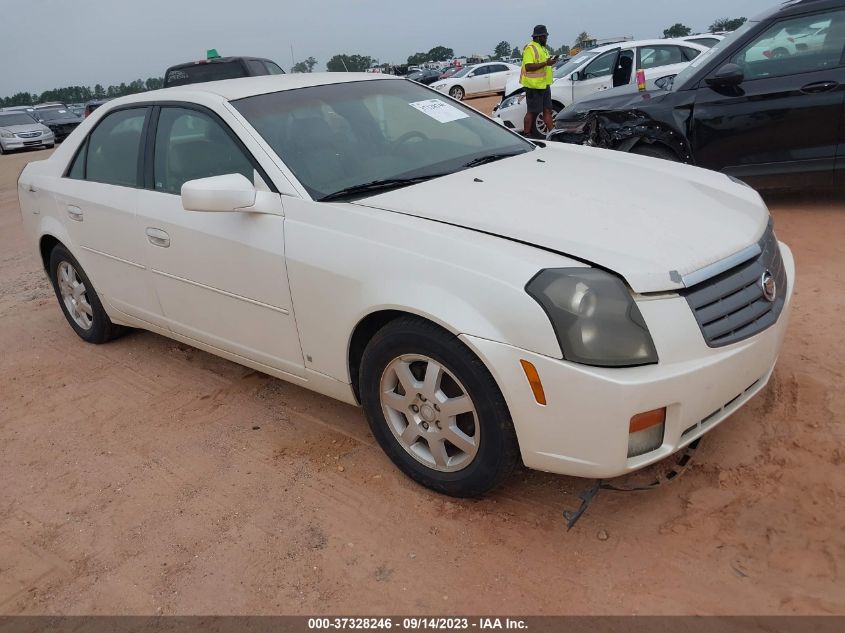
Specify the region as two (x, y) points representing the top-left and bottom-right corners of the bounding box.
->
(550, 0), (845, 190)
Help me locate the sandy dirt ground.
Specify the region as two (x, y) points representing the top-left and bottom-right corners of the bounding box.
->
(1, 95), (843, 615)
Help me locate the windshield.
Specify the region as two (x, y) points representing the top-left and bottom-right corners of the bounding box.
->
(165, 61), (247, 86)
(671, 22), (758, 90)
(554, 51), (600, 79)
(233, 79), (532, 200)
(38, 108), (74, 121)
(0, 113), (37, 126)
(451, 66), (475, 78)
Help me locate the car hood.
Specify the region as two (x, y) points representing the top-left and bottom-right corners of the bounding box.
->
(351, 144), (769, 293)
(41, 116), (82, 125)
(560, 88), (672, 119)
(1, 124), (50, 134)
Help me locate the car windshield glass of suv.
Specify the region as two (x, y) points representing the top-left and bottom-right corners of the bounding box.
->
(165, 61), (247, 86)
(672, 21), (758, 90)
(233, 79), (533, 200)
(554, 51), (600, 79)
(38, 109), (72, 121)
(0, 113), (36, 126)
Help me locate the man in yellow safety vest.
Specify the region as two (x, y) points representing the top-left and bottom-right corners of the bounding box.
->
(521, 25), (558, 137)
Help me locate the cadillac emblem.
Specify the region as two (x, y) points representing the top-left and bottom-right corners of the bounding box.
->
(761, 271), (777, 302)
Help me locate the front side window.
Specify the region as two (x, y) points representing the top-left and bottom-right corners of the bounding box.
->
(472, 65), (490, 76)
(582, 50), (619, 78)
(265, 62), (285, 75)
(83, 108), (147, 187)
(233, 79), (532, 200)
(153, 107), (255, 195)
(731, 10), (845, 80)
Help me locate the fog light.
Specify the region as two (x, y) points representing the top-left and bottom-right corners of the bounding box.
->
(627, 408), (666, 458)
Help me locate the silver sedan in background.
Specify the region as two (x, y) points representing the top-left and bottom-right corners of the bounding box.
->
(0, 111), (55, 154)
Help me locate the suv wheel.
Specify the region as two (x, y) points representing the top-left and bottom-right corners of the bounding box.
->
(359, 317), (520, 497)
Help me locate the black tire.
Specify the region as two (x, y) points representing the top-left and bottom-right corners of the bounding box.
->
(449, 85), (465, 101)
(48, 244), (124, 344)
(359, 316), (520, 497)
(630, 144), (679, 162)
(772, 47), (790, 59)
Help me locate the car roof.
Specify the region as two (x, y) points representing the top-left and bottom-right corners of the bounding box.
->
(584, 38), (710, 54)
(101, 73), (398, 106)
(166, 56), (276, 71)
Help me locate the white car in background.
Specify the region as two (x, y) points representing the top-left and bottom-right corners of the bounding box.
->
(18, 74), (793, 497)
(430, 62), (520, 100)
(494, 39), (708, 136)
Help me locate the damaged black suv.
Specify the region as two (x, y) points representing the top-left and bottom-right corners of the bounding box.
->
(551, 0), (845, 190)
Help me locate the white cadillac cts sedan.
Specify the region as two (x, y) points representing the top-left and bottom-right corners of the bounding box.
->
(18, 73), (794, 497)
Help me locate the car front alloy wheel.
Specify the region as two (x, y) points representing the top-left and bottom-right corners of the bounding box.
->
(360, 316), (519, 497)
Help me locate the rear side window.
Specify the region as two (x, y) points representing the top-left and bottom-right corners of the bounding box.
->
(246, 60), (268, 75)
(153, 107), (256, 194)
(72, 108), (147, 187)
(639, 45), (685, 69)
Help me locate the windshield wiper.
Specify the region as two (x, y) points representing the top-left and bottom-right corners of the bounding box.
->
(462, 151), (527, 169)
(320, 175), (446, 202)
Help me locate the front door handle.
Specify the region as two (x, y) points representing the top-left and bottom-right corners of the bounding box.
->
(66, 205), (83, 221)
(145, 227), (170, 248)
(800, 80), (838, 94)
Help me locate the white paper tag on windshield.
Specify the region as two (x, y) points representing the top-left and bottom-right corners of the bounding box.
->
(409, 99), (469, 123)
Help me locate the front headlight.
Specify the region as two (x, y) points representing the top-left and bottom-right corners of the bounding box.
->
(526, 268), (658, 367)
(500, 93), (526, 109)
(0, 129), (14, 138)
(433, 83), (446, 90)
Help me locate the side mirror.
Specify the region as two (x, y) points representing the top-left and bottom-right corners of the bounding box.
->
(181, 173), (282, 215)
(570, 71), (581, 82)
(706, 63), (744, 88)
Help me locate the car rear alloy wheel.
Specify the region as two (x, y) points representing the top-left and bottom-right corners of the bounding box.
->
(49, 244), (125, 344)
(360, 317), (519, 497)
(380, 354), (479, 473)
(449, 86), (465, 101)
(57, 261), (93, 330)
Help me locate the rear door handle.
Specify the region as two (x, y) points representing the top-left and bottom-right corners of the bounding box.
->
(145, 227), (170, 248)
(66, 205), (83, 221)
(800, 80), (838, 94)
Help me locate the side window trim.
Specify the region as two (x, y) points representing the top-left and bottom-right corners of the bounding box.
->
(62, 105), (151, 188)
(145, 100), (278, 195)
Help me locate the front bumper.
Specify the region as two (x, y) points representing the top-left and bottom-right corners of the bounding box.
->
(461, 242), (795, 479)
(492, 99), (526, 130)
(1, 132), (54, 150)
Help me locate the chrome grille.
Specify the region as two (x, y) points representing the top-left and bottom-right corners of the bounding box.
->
(683, 223), (787, 347)
(17, 131), (41, 138)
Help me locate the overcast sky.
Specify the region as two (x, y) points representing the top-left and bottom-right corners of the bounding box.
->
(2, 0), (778, 96)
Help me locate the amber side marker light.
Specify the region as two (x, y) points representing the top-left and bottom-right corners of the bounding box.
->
(520, 360), (547, 406)
(628, 407), (666, 458)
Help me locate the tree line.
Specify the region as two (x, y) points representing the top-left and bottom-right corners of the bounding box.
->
(1, 78), (165, 109)
(3, 16), (747, 105)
